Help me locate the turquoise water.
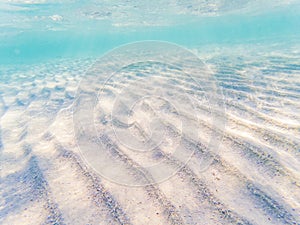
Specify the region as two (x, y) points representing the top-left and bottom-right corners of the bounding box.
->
(1, 1), (300, 64)
(1, 1), (300, 225)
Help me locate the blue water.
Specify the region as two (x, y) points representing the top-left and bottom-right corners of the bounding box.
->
(1, 1), (300, 64)
(1, 1), (300, 224)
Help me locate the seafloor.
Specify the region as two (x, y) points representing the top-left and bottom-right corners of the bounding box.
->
(0, 43), (299, 225)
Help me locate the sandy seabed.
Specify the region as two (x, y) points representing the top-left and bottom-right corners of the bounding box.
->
(0, 43), (299, 225)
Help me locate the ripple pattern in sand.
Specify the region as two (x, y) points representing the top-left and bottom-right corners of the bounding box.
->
(0, 44), (300, 225)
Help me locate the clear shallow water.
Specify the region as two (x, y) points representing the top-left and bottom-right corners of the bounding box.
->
(1, 0), (300, 64)
(0, 1), (300, 225)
